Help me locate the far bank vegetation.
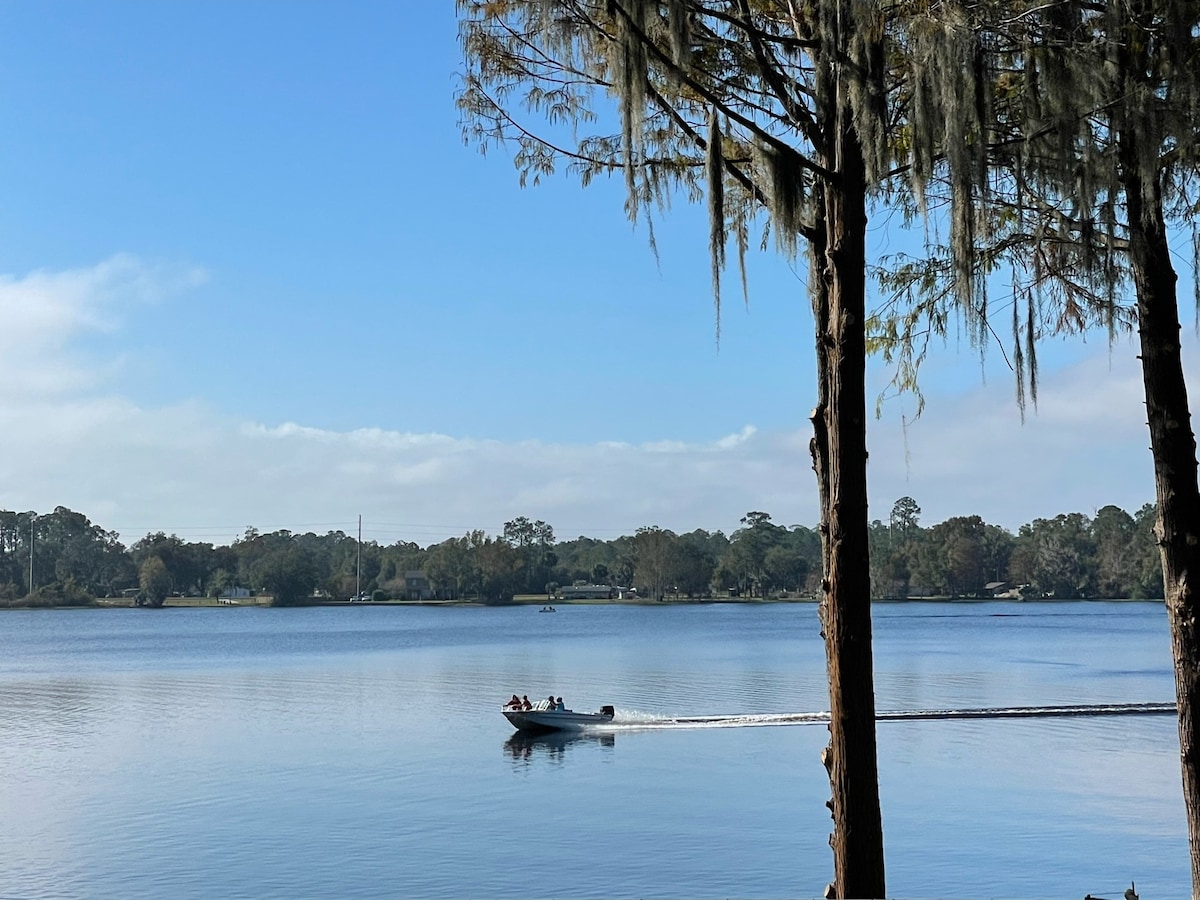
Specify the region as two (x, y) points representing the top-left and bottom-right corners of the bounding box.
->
(0, 501), (1164, 608)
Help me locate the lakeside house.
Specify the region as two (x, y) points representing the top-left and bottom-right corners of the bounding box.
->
(557, 583), (615, 600)
(555, 584), (640, 601)
(985, 581), (1029, 599)
(405, 571), (435, 601)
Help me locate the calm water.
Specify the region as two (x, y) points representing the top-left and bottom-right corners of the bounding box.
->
(0, 601), (1185, 900)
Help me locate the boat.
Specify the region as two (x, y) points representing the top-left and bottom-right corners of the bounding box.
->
(503, 702), (615, 733)
(539, 605), (556, 612)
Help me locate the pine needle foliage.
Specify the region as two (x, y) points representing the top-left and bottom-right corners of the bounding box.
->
(457, 0), (919, 331)
(874, 0), (1200, 417)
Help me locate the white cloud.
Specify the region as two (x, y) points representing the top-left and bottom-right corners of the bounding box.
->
(715, 425), (758, 449)
(865, 338), (1174, 528)
(0, 258), (1190, 546)
(0, 255), (206, 399)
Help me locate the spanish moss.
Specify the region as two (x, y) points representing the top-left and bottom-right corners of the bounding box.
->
(706, 106), (726, 338)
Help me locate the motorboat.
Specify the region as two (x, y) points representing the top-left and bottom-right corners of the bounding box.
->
(503, 701), (615, 733)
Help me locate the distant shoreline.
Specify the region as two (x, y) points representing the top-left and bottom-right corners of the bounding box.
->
(2, 594), (1163, 610)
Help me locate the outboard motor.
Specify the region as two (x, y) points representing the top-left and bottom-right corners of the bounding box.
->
(600, 705), (615, 719)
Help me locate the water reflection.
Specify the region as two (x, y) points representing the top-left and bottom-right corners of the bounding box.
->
(503, 729), (615, 763)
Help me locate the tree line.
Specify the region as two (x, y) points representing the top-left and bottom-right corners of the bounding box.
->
(0, 501), (1164, 608)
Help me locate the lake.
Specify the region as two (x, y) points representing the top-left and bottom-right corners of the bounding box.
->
(0, 601), (1185, 899)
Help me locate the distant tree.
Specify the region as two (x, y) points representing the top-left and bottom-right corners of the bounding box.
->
(866, 500), (923, 599)
(867, 519), (893, 599)
(607, 536), (636, 590)
(206, 567), (238, 599)
(425, 535), (475, 600)
(1092, 506), (1137, 598)
(230, 527), (271, 585)
(31, 506), (132, 597)
(380, 557), (397, 584)
(763, 544), (809, 596)
(633, 526), (678, 600)
(27, 577), (93, 608)
(503, 517), (556, 593)
(671, 544), (714, 598)
(0, 511), (26, 589)
(712, 559), (737, 596)
(550, 536), (608, 585)
(138, 557), (171, 608)
(358, 545), (383, 589)
(1019, 514), (1097, 600)
(131, 533), (195, 594)
(676, 531), (721, 598)
(251, 547), (318, 606)
(946, 532), (986, 597)
(1131, 504), (1165, 600)
(890, 498), (920, 536)
(476, 534), (521, 602)
(726, 512), (786, 597)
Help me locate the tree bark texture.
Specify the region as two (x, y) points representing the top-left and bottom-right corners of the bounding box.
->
(809, 115), (886, 898)
(1124, 160), (1200, 899)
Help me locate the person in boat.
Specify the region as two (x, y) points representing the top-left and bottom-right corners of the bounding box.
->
(504, 694), (521, 709)
(555, 696), (565, 711)
(546, 695), (556, 710)
(521, 695), (532, 711)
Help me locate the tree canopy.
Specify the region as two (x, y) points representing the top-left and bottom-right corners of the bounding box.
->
(0, 501), (1165, 606)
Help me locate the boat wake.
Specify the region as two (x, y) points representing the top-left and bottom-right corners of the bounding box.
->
(604, 701), (1177, 731)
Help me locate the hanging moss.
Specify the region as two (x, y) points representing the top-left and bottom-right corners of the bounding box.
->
(706, 106), (726, 329)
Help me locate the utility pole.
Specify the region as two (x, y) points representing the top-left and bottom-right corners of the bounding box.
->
(28, 513), (35, 596)
(356, 514), (362, 601)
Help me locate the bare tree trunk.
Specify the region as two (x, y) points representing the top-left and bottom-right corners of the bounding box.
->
(810, 117), (886, 897)
(1124, 161), (1200, 898)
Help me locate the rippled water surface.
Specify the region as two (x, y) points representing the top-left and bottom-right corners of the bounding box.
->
(0, 601), (1185, 899)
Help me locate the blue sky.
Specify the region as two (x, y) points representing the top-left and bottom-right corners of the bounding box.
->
(0, 2), (1190, 547)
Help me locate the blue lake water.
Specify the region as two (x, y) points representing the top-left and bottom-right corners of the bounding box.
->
(0, 601), (1186, 899)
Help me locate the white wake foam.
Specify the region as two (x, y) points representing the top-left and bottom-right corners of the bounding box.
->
(601, 702), (1176, 732)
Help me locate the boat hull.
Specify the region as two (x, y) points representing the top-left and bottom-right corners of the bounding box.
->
(503, 707), (614, 733)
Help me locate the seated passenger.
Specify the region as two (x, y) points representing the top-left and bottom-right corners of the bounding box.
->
(555, 697), (565, 711)
(521, 695), (532, 711)
(505, 694), (521, 709)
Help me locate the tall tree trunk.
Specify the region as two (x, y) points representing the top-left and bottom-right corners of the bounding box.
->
(810, 110), (886, 898)
(1124, 160), (1200, 898)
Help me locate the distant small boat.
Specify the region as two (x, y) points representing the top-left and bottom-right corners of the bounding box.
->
(503, 703), (615, 733)
(539, 605), (556, 612)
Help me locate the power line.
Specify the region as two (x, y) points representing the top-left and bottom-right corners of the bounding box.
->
(101, 517), (735, 547)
